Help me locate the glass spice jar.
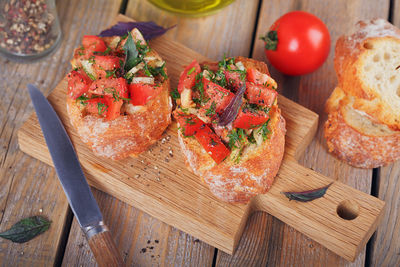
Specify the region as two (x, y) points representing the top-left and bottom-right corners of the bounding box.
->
(0, 0), (62, 61)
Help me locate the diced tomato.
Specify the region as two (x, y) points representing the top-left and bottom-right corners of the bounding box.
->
(174, 112), (205, 136)
(246, 68), (277, 89)
(224, 70), (244, 90)
(67, 70), (92, 99)
(129, 83), (162, 106)
(233, 106), (269, 129)
(245, 82), (277, 107)
(85, 96), (122, 120)
(203, 78), (234, 113)
(92, 55), (121, 78)
(89, 77), (128, 99)
(194, 125), (230, 164)
(82, 35), (107, 53)
(178, 59), (201, 93)
(85, 97), (108, 115)
(105, 98), (123, 120)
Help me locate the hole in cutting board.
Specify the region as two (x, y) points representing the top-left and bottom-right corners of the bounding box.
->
(336, 199), (359, 220)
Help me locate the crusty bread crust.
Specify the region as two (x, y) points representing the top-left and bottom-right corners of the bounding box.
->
(324, 87), (400, 168)
(67, 42), (172, 160)
(334, 19), (400, 130)
(177, 57), (286, 203)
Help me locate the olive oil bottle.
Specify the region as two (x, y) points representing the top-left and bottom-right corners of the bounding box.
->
(147, 0), (235, 17)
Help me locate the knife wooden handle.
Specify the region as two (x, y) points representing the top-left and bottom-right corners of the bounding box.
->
(87, 230), (124, 267)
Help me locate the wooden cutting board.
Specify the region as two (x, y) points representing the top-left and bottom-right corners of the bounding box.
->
(18, 14), (385, 262)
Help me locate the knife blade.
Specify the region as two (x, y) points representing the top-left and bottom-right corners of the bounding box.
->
(27, 84), (123, 267)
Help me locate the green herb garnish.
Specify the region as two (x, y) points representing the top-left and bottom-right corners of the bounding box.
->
(205, 102), (216, 117)
(0, 216), (51, 243)
(283, 183), (333, 202)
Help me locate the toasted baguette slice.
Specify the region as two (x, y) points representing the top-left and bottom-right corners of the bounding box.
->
(177, 58), (286, 203)
(334, 19), (400, 130)
(324, 87), (400, 168)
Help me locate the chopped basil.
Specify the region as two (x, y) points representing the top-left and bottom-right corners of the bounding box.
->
(187, 66), (196, 75)
(97, 102), (107, 115)
(205, 102), (216, 117)
(105, 69), (116, 78)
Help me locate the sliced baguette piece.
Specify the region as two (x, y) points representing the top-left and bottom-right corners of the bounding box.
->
(177, 57), (286, 203)
(324, 87), (400, 168)
(334, 19), (400, 130)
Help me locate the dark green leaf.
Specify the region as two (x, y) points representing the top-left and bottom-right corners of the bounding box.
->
(260, 30), (278, 51)
(123, 33), (139, 71)
(0, 216), (51, 243)
(283, 182), (333, 202)
(171, 88), (180, 100)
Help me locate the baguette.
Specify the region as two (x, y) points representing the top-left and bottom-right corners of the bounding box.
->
(334, 19), (400, 130)
(324, 87), (400, 168)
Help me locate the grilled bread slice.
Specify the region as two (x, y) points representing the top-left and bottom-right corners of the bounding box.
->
(334, 19), (400, 130)
(324, 87), (400, 168)
(176, 57), (286, 203)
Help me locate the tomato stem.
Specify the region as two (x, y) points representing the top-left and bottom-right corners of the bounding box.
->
(260, 30), (278, 51)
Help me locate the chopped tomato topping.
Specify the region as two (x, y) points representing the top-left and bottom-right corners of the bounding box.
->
(174, 112), (205, 136)
(178, 59), (201, 93)
(89, 77), (128, 99)
(233, 106), (269, 129)
(92, 55), (121, 78)
(245, 82), (277, 107)
(194, 125), (230, 164)
(129, 83), (162, 106)
(246, 68), (277, 89)
(224, 70), (244, 90)
(82, 35), (107, 53)
(202, 77), (234, 113)
(67, 70), (92, 99)
(85, 96), (122, 120)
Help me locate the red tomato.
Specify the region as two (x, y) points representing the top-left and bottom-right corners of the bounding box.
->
(129, 83), (161, 106)
(85, 96), (122, 120)
(92, 55), (121, 78)
(224, 70), (244, 90)
(89, 77), (128, 99)
(233, 106), (269, 129)
(262, 11), (330, 75)
(174, 112), (205, 136)
(203, 78), (234, 113)
(178, 59), (201, 93)
(245, 82), (277, 107)
(194, 125), (230, 164)
(82, 35), (107, 53)
(67, 70), (92, 99)
(246, 68), (277, 89)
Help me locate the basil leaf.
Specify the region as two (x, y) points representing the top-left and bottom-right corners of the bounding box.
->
(123, 33), (139, 71)
(218, 83), (246, 126)
(282, 182), (333, 202)
(0, 216), (51, 243)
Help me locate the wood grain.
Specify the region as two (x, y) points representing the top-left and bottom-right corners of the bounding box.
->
(0, 0), (120, 265)
(87, 230), (124, 267)
(125, 0), (260, 61)
(368, 4), (400, 266)
(18, 14), (385, 262)
(62, 188), (215, 267)
(240, 0), (391, 266)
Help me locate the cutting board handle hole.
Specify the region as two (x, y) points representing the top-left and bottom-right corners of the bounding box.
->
(336, 199), (359, 220)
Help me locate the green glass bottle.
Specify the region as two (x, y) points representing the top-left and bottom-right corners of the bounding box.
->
(147, 0), (236, 17)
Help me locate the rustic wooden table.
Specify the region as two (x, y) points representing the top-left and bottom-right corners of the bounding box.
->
(0, 0), (399, 266)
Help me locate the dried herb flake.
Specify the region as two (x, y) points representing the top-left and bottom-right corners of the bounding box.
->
(283, 182), (333, 202)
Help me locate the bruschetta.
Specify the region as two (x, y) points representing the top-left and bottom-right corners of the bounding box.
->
(66, 29), (172, 160)
(173, 56), (286, 203)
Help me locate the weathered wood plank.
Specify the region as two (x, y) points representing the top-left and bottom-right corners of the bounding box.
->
(125, 0), (259, 61)
(0, 0), (122, 265)
(62, 188), (215, 267)
(216, 0), (390, 265)
(368, 2), (400, 265)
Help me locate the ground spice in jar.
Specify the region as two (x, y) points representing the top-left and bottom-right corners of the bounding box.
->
(0, 0), (58, 55)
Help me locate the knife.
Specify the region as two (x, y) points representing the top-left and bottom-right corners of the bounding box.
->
(27, 84), (123, 267)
